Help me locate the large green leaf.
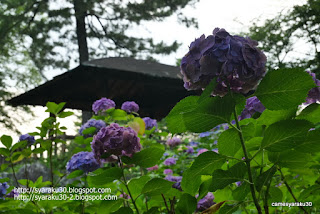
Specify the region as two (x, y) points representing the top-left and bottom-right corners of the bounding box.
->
(1, 135), (12, 149)
(129, 146), (164, 168)
(127, 175), (151, 199)
(181, 152), (226, 195)
(217, 203), (241, 214)
(46, 102), (65, 114)
(261, 119), (313, 151)
(141, 178), (174, 196)
(98, 199), (123, 214)
(232, 182), (250, 201)
(255, 165), (277, 192)
(268, 150), (312, 169)
(255, 68), (315, 110)
(257, 108), (296, 126)
(210, 162), (246, 192)
(218, 128), (241, 157)
(297, 103), (320, 124)
(183, 95), (235, 133)
(87, 168), (122, 186)
(176, 193), (197, 214)
(112, 207), (133, 214)
(166, 96), (199, 134)
(294, 129), (320, 153)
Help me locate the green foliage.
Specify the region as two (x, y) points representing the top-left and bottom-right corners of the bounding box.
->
(126, 146), (165, 168)
(176, 193), (197, 214)
(141, 178), (174, 196)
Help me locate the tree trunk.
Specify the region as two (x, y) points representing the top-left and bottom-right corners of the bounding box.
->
(73, 0), (92, 123)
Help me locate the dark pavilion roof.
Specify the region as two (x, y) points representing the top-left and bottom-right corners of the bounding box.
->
(8, 57), (199, 119)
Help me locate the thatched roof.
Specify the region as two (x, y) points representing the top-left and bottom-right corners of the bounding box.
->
(8, 57), (198, 119)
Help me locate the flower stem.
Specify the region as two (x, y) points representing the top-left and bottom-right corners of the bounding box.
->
(279, 168), (308, 214)
(161, 194), (170, 213)
(118, 156), (140, 214)
(233, 108), (262, 214)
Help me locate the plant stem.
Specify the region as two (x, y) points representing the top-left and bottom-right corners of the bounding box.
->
(279, 168), (308, 214)
(263, 180), (271, 214)
(10, 160), (20, 187)
(161, 194), (170, 213)
(118, 156), (140, 214)
(49, 142), (54, 187)
(233, 108), (262, 214)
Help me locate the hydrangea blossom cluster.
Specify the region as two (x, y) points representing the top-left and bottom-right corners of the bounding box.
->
(181, 28), (267, 96)
(165, 175), (182, 191)
(146, 165), (159, 171)
(305, 70), (320, 104)
(79, 119), (106, 136)
(197, 192), (215, 211)
(6, 189), (19, 198)
(164, 157), (176, 166)
(142, 117), (158, 130)
(19, 134), (35, 145)
(121, 101), (139, 113)
(185, 146), (194, 154)
(91, 123), (141, 162)
(166, 137), (181, 147)
(239, 96), (265, 120)
(92, 98), (115, 114)
(164, 169), (173, 175)
(0, 182), (9, 199)
(66, 152), (100, 173)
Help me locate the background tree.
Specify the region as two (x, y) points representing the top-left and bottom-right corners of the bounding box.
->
(247, 0), (320, 75)
(0, 0), (199, 131)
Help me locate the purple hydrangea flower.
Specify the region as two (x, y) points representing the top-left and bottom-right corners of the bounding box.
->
(305, 70), (320, 104)
(239, 96), (265, 120)
(91, 123), (141, 162)
(121, 101), (139, 113)
(181, 28), (267, 97)
(119, 193), (130, 199)
(79, 119), (106, 136)
(92, 98), (116, 114)
(142, 117), (158, 130)
(0, 182), (9, 199)
(165, 175), (182, 182)
(235, 181), (242, 187)
(164, 157), (176, 166)
(19, 134), (35, 145)
(199, 132), (211, 138)
(197, 149), (208, 156)
(6, 189), (19, 198)
(166, 137), (181, 147)
(147, 165), (159, 171)
(66, 152), (100, 173)
(185, 146), (194, 154)
(164, 169), (173, 175)
(197, 192), (215, 211)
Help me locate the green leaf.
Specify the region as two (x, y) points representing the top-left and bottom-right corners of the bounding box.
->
(127, 175), (151, 200)
(67, 170), (84, 179)
(297, 103), (320, 124)
(82, 127), (97, 135)
(298, 184), (320, 200)
(112, 207), (133, 214)
(144, 207), (160, 214)
(232, 182), (250, 201)
(129, 146), (164, 168)
(166, 96), (199, 134)
(141, 178), (174, 196)
(0, 148), (10, 157)
(255, 166), (277, 192)
(255, 68), (315, 110)
(98, 199), (123, 214)
(268, 187), (283, 202)
(181, 152), (226, 195)
(1, 135), (12, 149)
(11, 141), (27, 152)
(218, 203), (241, 214)
(87, 168), (122, 186)
(210, 162), (246, 192)
(257, 108), (296, 126)
(268, 150), (312, 168)
(111, 109), (128, 120)
(218, 128), (241, 157)
(176, 193), (197, 214)
(0, 177), (9, 183)
(46, 102), (66, 114)
(261, 119), (313, 151)
(198, 78), (217, 103)
(58, 111), (74, 118)
(183, 95), (235, 133)
(21, 148), (32, 157)
(295, 129), (320, 153)
(1, 163), (8, 171)
(33, 147), (45, 154)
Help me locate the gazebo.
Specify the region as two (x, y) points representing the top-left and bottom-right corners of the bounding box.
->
(8, 57), (198, 120)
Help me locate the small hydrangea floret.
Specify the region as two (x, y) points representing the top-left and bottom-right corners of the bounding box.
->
(164, 157), (176, 166)
(197, 192), (215, 211)
(142, 117), (158, 130)
(305, 70), (320, 104)
(92, 98), (115, 114)
(239, 96), (265, 120)
(121, 101), (139, 113)
(166, 137), (181, 147)
(19, 134), (35, 145)
(181, 28), (267, 96)
(91, 123), (141, 162)
(66, 152), (100, 173)
(79, 119), (106, 136)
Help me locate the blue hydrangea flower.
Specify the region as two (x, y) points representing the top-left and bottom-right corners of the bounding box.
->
(164, 157), (176, 166)
(91, 123), (141, 162)
(197, 192), (215, 211)
(19, 134), (35, 145)
(199, 132), (211, 138)
(66, 152), (100, 173)
(185, 146), (194, 154)
(239, 96), (265, 120)
(181, 28), (266, 97)
(121, 101), (139, 113)
(79, 119), (106, 136)
(142, 117), (158, 130)
(189, 141), (199, 147)
(0, 182), (9, 199)
(92, 98), (116, 114)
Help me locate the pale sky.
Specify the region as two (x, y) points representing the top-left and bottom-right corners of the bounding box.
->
(1, 0), (306, 143)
